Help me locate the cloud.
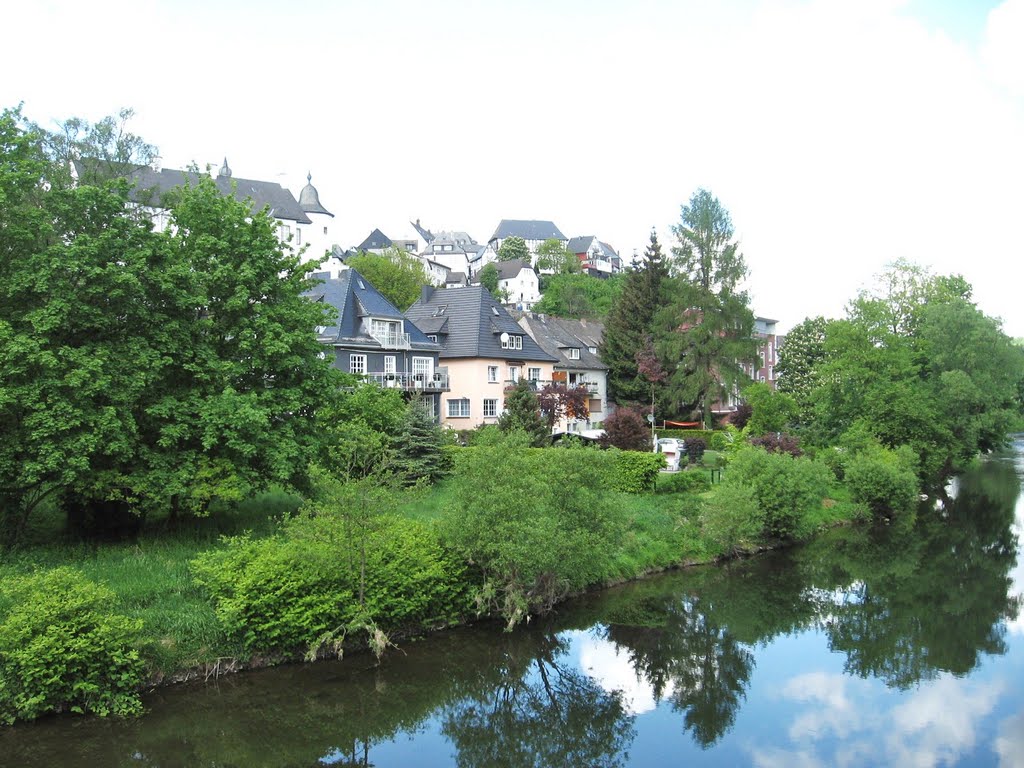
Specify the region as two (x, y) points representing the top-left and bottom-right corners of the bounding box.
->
(996, 710), (1024, 768)
(982, 0), (1024, 96)
(577, 633), (671, 715)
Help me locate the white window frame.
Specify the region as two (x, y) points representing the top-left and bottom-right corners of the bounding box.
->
(568, 348), (580, 360)
(487, 365), (499, 383)
(483, 398), (498, 418)
(349, 354), (366, 375)
(508, 365), (520, 382)
(447, 398), (471, 418)
(528, 367), (541, 381)
(412, 357), (434, 377)
(501, 334), (523, 350)
(384, 356), (396, 374)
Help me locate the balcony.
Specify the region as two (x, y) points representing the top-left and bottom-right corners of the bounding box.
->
(367, 371), (449, 391)
(370, 330), (411, 350)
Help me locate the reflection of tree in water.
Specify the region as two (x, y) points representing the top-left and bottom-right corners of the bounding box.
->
(603, 594), (754, 749)
(440, 632), (636, 768)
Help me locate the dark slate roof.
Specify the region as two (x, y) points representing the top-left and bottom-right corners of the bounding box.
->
(445, 271), (468, 285)
(355, 228), (393, 252)
(566, 235), (595, 254)
(411, 219), (434, 243)
(471, 259), (533, 283)
(489, 219), (566, 242)
(516, 313), (607, 371)
(305, 269), (440, 351)
(126, 166), (312, 224)
(405, 286), (558, 362)
(298, 174), (333, 217)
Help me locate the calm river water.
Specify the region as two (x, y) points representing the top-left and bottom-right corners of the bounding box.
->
(3, 439), (1023, 767)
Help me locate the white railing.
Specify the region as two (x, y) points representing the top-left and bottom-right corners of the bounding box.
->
(370, 330), (412, 350)
(367, 372), (449, 390)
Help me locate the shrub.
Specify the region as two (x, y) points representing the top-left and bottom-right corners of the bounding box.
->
(685, 438), (707, 465)
(726, 447), (833, 540)
(601, 407), (652, 451)
(708, 431), (730, 451)
(656, 471), (711, 495)
(844, 449), (919, 519)
(701, 484), (763, 556)
(612, 450), (666, 493)
(749, 432), (803, 457)
(0, 568), (145, 724)
(730, 403), (753, 430)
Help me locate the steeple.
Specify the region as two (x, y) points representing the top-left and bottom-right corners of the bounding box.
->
(217, 157), (232, 178)
(298, 171), (334, 217)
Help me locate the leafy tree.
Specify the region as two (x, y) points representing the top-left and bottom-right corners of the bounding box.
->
(533, 273), (622, 319)
(534, 238), (580, 274)
(478, 262), (500, 296)
(658, 189), (756, 428)
(497, 235), (530, 263)
(537, 383), (590, 431)
(741, 382), (798, 436)
(600, 230), (670, 405)
(346, 247), (431, 311)
(316, 380), (409, 479)
(600, 407), (651, 451)
(497, 379), (550, 446)
(775, 315), (828, 417)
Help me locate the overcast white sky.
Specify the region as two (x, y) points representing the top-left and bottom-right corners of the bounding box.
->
(4, 0), (1023, 335)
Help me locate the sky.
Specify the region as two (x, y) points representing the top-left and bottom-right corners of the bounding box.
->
(4, 0), (1023, 336)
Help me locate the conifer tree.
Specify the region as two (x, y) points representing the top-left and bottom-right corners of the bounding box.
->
(497, 380), (550, 446)
(600, 230), (670, 405)
(392, 395), (449, 485)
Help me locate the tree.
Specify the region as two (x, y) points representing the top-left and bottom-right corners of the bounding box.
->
(478, 262), (500, 296)
(534, 238), (580, 274)
(658, 190), (756, 428)
(600, 230), (670, 405)
(497, 235), (530, 263)
(345, 247), (431, 311)
(497, 379), (550, 446)
(391, 394), (449, 485)
(533, 273), (623, 319)
(741, 382), (798, 436)
(537, 383), (590, 431)
(775, 315), (829, 417)
(600, 407), (651, 451)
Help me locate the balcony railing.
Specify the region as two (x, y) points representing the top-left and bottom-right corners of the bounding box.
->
(367, 371), (449, 391)
(370, 330), (412, 350)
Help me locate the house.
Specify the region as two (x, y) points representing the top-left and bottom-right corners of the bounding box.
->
(488, 219), (567, 257)
(472, 259), (541, 310)
(515, 313), (610, 432)
(742, 317), (783, 390)
(405, 285), (558, 429)
(113, 159), (337, 268)
(566, 236), (623, 277)
(307, 268), (448, 420)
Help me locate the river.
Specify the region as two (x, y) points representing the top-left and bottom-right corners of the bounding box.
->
(2, 439), (1022, 767)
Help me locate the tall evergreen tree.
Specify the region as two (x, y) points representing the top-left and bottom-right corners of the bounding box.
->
(392, 395), (449, 485)
(497, 380), (550, 446)
(658, 189), (756, 428)
(600, 230), (670, 405)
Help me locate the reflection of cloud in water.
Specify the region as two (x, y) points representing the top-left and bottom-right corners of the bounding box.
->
(751, 672), (1004, 768)
(1009, 488), (1024, 637)
(996, 710), (1024, 768)
(578, 634), (673, 715)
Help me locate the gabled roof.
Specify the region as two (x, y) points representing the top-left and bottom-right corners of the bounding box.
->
(516, 313), (608, 371)
(406, 286), (558, 362)
(489, 219), (566, 243)
(567, 235), (618, 259)
(411, 219), (434, 243)
(355, 228), (393, 252)
(470, 259), (534, 283)
(306, 269), (439, 351)
(126, 166), (312, 224)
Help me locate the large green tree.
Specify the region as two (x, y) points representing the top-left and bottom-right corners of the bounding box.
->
(497, 235), (530, 263)
(533, 273), (622, 319)
(657, 190), (756, 428)
(775, 315), (829, 418)
(346, 247), (431, 311)
(600, 230), (670, 405)
(534, 237), (580, 274)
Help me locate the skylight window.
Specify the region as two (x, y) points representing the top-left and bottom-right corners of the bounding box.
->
(491, 306), (499, 316)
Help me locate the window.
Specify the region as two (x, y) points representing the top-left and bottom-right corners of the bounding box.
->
(528, 367), (541, 381)
(323, 226), (328, 235)
(589, 346), (597, 354)
(384, 356), (396, 374)
(412, 357), (434, 378)
(568, 348), (580, 360)
(487, 365), (499, 383)
(483, 399), (498, 418)
(508, 366), (520, 382)
(427, 334), (437, 342)
(349, 354), (366, 375)
(501, 334), (523, 350)
(447, 398), (471, 418)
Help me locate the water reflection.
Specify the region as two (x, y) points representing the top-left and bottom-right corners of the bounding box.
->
(1, 447), (1020, 766)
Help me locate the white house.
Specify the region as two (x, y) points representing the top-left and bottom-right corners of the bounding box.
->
(488, 219), (567, 258)
(473, 259), (541, 310)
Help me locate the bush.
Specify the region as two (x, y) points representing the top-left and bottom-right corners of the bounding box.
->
(701, 484), (763, 556)
(0, 568), (145, 724)
(612, 450), (666, 493)
(749, 432), (803, 457)
(601, 407), (652, 451)
(685, 438), (707, 465)
(708, 431), (731, 451)
(726, 447), (833, 540)
(844, 449), (919, 519)
(656, 471), (711, 495)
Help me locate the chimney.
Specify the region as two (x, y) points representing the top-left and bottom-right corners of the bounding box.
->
(420, 285), (435, 304)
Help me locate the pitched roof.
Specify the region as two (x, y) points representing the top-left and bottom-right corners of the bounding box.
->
(516, 313), (607, 371)
(489, 219), (566, 243)
(470, 259), (534, 283)
(355, 228), (393, 251)
(567, 236), (619, 259)
(126, 166), (313, 224)
(411, 219), (434, 243)
(305, 269), (439, 351)
(405, 286), (558, 362)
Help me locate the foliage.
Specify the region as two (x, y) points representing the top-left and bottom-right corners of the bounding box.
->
(600, 230), (671, 404)
(440, 431), (623, 626)
(498, 379), (550, 446)
(345, 249), (431, 311)
(749, 432), (803, 457)
(742, 382), (798, 436)
(535, 238), (580, 275)
(656, 470), (711, 495)
(701, 484), (763, 556)
(478, 262), (500, 296)
(844, 447), (919, 519)
(684, 437), (707, 465)
(658, 189), (757, 427)
(391, 395), (450, 485)
(601, 407), (652, 451)
(611, 450), (666, 493)
(0, 568), (145, 723)
(730, 403), (753, 430)
(497, 235), (530, 263)
(314, 381), (407, 479)
(532, 273), (623, 319)
(537, 383), (590, 430)
(775, 316), (828, 416)
(725, 447), (832, 540)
